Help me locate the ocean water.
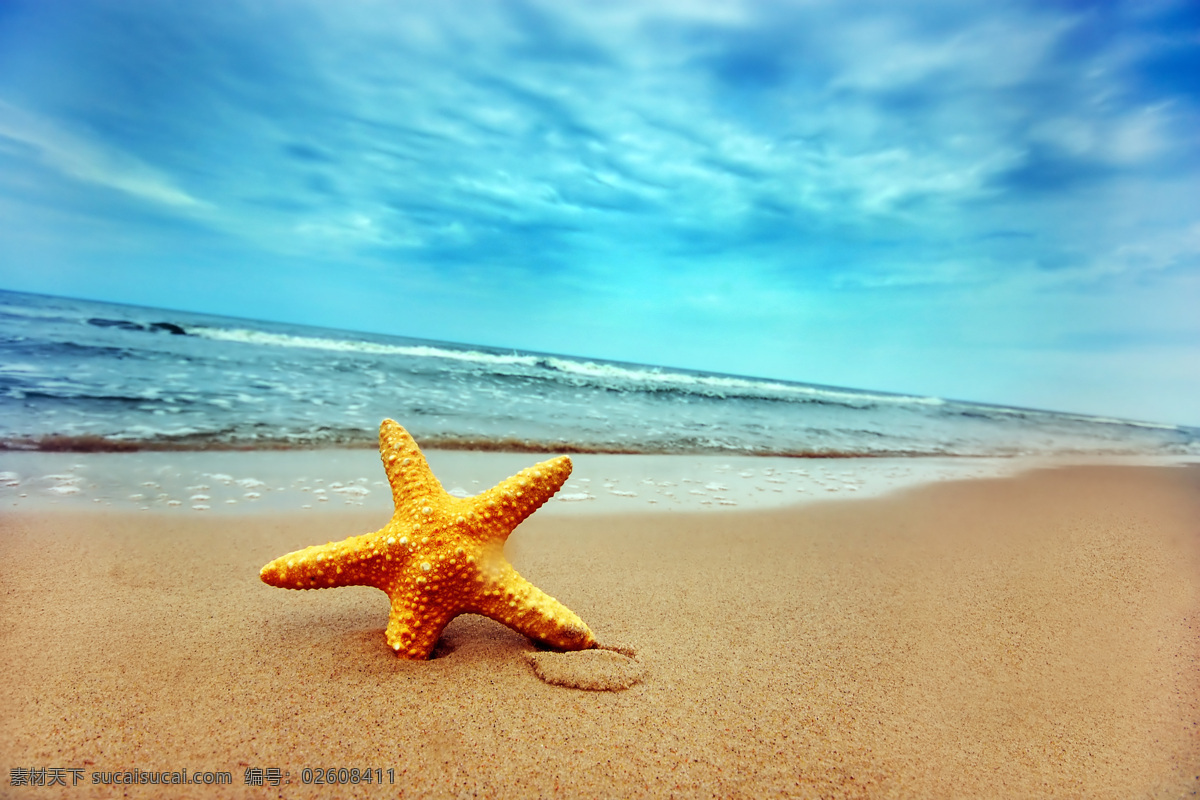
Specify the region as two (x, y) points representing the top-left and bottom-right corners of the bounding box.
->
(1, 289), (1196, 458)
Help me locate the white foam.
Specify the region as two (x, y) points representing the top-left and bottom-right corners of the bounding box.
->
(190, 326), (540, 367)
(0, 362), (43, 374)
(543, 356), (944, 406)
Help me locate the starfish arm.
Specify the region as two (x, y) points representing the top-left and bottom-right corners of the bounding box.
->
(379, 419), (449, 513)
(468, 563), (596, 652)
(385, 599), (458, 659)
(468, 455), (573, 544)
(260, 532), (393, 590)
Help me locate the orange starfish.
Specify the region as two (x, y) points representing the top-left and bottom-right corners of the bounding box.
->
(260, 419), (596, 659)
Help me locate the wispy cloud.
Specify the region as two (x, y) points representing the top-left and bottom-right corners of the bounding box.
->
(0, 100), (204, 209)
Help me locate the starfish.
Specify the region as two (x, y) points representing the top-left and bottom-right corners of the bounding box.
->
(260, 419), (596, 659)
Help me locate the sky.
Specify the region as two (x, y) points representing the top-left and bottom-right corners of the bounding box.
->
(0, 0), (1198, 426)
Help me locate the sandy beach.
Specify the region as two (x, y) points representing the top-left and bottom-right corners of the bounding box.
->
(2, 461), (1198, 798)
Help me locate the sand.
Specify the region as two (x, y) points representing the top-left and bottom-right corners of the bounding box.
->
(2, 463), (1198, 798)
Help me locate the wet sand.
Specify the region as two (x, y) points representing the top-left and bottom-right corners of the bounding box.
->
(2, 463), (1198, 798)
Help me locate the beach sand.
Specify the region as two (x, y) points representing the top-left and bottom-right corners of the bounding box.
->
(2, 463), (1198, 798)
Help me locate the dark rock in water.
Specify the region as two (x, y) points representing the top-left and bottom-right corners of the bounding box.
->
(87, 317), (144, 332)
(148, 321), (187, 335)
(85, 318), (187, 335)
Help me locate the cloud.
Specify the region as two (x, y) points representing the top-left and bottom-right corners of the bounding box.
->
(7, 0), (1168, 291)
(0, 100), (204, 208)
(0, 0), (1197, 422)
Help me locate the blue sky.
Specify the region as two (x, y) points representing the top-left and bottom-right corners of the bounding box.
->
(1, 0), (1198, 425)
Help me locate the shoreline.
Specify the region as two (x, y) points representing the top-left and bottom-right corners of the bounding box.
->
(3, 447), (1197, 517)
(2, 463), (1199, 798)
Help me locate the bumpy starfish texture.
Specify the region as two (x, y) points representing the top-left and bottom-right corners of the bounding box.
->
(260, 419), (596, 659)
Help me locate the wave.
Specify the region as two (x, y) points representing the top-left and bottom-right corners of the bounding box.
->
(188, 323), (950, 408)
(952, 401), (1185, 432)
(0, 301), (80, 322)
(0, 363), (45, 375)
(540, 356), (947, 406)
(0, 430), (954, 457)
(1055, 412), (1183, 432)
(189, 326), (543, 367)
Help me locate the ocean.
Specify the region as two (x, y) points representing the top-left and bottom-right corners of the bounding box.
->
(1, 288), (1196, 458)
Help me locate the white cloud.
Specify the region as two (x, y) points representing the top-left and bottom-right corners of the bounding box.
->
(0, 100), (205, 209)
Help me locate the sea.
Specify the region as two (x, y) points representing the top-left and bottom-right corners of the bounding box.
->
(1, 288), (1197, 459)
